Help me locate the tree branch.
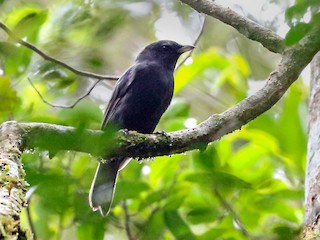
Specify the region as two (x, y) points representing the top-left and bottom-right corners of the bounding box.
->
(9, 26), (317, 159)
(27, 77), (103, 109)
(0, 122), (28, 239)
(180, 0), (284, 54)
(0, 22), (119, 81)
(1, 19), (204, 109)
(303, 51), (320, 238)
(1, 1), (318, 236)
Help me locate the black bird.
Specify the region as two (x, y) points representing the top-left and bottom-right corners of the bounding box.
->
(89, 40), (194, 216)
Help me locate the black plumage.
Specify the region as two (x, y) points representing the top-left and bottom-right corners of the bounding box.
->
(89, 40), (194, 216)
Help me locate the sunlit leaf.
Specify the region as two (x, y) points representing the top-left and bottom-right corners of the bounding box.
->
(192, 144), (219, 171)
(254, 195), (299, 222)
(0, 76), (18, 112)
(185, 171), (251, 190)
(57, 100), (102, 127)
(186, 207), (219, 224)
(164, 210), (195, 240)
(139, 211), (165, 240)
(6, 7), (48, 41)
(285, 22), (312, 46)
(77, 223), (105, 240)
(285, 0), (320, 24)
(114, 180), (150, 202)
(174, 48), (229, 93)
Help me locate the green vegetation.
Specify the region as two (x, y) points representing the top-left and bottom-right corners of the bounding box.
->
(0, 0), (318, 239)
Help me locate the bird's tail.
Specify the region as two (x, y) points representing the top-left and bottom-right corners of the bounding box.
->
(89, 159), (120, 216)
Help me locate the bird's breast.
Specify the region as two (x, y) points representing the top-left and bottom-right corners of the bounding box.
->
(116, 70), (173, 133)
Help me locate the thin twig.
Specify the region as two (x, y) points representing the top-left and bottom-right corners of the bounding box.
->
(27, 77), (103, 108)
(26, 186), (37, 240)
(26, 206), (37, 240)
(0, 22), (119, 81)
(176, 15), (206, 70)
(24, 13), (203, 109)
(122, 200), (135, 240)
(0, 18), (203, 109)
(213, 188), (250, 238)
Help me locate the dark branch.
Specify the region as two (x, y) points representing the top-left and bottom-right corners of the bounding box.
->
(180, 0), (284, 54)
(0, 22), (119, 81)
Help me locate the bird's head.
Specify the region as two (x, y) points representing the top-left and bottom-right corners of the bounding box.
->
(136, 40), (194, 71)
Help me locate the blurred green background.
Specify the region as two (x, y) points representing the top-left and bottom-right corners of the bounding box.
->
(0, 0), (317, 239)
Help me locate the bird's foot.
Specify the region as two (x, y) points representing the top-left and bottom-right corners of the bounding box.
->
(119, 128), (129, 135)
(154, 130), (168, 136)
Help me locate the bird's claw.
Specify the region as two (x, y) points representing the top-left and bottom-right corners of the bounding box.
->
(119, 128), (129, 135)
(154, 130), (168, 136)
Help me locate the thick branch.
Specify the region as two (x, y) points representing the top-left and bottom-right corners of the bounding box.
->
(180, 0), (284, 53)
(12, 27), (319, 159)
(0, 122), (28, 239)
(303, 52), (320, 239)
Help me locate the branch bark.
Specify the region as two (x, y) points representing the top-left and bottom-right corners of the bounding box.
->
(10, 27), (319, 159)
(303, 51), (320, 239)
(180, 0), (284, 53)
(0, 122), (29, 239)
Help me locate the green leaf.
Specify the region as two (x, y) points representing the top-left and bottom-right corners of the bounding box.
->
(162, 98), (190, 119)
(140, 211), (165, 240)
(6, 7), (47, 39)
(77, 223), (104, 240)
(72, 154), (92, 178)
(269, 189), (304, 200)
(185, 171), (251, 190)
(0, 42), (30, 76)
(192, 144), (219, 172)
(149, 155), (183, 188)
(138, 189), (166, 211)
(273, 225), (300, 240)
(163, 117), (188, 131)
(285, 0), (320, 24)
(163, 190), (187, 210)
(57, 100), (102, 127)
(164, 210), (195, 240)
(199, 228), (228, 240)
(186, 207), (219, 224)
(254, 195), (299, 222)
(113, 180), (150, 202)
(285, 22), (312, 46)
(174, 48), (229, 93)
(0, 76), (18, 112)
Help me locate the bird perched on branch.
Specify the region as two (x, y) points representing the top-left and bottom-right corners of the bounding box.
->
(89, 40), (194, 216)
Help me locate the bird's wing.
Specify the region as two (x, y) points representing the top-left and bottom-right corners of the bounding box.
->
(101, 65), (136, 129)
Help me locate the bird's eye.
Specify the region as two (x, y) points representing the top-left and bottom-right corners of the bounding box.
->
(162, 45), (169, 50)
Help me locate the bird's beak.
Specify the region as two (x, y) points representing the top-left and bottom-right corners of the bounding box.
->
(178, 45), (195, 54)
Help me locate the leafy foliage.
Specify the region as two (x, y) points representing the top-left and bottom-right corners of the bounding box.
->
(0, 0), (309, 239)
(285, 0), (320, 45)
